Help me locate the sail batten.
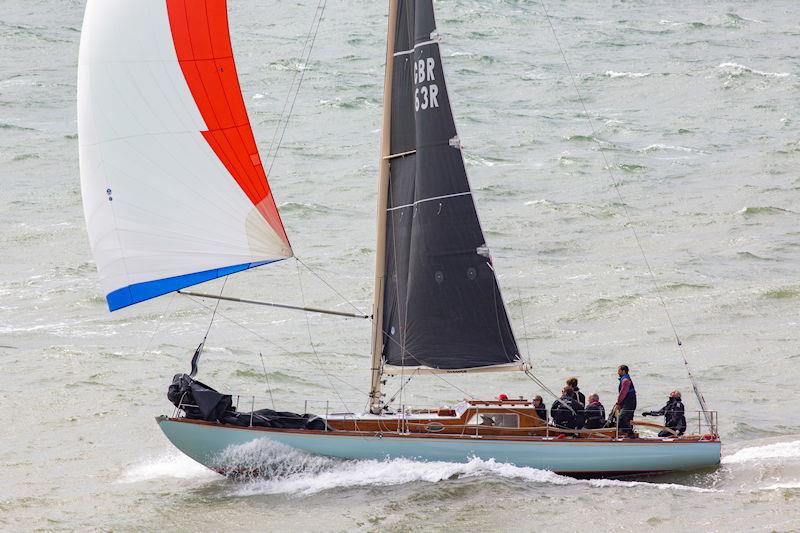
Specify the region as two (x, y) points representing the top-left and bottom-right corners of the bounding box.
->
(78, 0), (292, 312)
(380, 0), (521, 372)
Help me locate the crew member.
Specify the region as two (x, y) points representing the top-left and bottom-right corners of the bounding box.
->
(643, 390), (687, 437)
(532, 395), (547, 423)
(583, 393), (606, 429)
(566, 377), (586, 405)
(614, 365), (637, 438)
(551, 386), (585, 430)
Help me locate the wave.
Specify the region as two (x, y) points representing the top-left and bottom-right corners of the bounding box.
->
(213, 440), (712, 496)
(118, 452), (218, 483)
(717, 62), (790, 78)
(722, 440), (800, 465)
(739, 206), (794, 216)
(605, 70), (650, 79)
(639, 143), (704, 154)
(762, 482), (800, 491)
(763, 287), (800, 300)
(318, 96), (379, 110)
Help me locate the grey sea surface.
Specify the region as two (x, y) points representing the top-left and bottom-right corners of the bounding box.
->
(2, 0), (800, 531)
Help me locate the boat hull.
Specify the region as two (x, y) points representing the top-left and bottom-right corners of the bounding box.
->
(157, 417), (721, 476)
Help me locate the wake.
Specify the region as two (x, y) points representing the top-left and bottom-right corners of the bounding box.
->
(210, 440), (713, 496)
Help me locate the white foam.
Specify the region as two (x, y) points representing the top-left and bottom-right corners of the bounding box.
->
(762, 481), (800, 490)
(221, 440), (713, 496)
(118, 451), (218, 484)
(722, 440), (800, 464)
(605, 70), (650, 79)
(641, 143), (703, 153)
(717, 62), (790, 78)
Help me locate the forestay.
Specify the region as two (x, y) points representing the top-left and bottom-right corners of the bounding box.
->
(381, 0), (522, 373)
(78, 0), (292, 311)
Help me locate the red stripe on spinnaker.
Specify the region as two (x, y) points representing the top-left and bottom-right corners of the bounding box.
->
(166, 0), (289, 245)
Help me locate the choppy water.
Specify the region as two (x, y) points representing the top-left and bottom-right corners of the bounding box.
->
(2, 0), (799, 531)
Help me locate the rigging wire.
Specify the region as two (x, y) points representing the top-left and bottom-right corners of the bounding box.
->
(517, 289), (533, 367)
(259, 351), (276, 410)
(538, 0), (712, 426)
(202, 276), (229, 341)
(264, 0), (322, 163)
(294, 256), (366, 315)
(140, 291), (176, 356)
(294, 260), (357, 416)
(181, 293), (368, 399)
(265, 0), (328, 177)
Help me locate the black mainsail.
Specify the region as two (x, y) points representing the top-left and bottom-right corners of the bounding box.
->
(373, 0), (521, 382)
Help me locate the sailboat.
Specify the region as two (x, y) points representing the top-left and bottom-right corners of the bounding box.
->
(78, 0), (721, 476)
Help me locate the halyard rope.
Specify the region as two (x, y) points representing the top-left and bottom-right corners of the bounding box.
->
(538, 0), (712, 424)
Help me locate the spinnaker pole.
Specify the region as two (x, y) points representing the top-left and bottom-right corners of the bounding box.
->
(368, 0), (399, 414)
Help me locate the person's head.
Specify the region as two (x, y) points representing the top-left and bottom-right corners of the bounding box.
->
(588, 393), (599, 403)
(533, 395), (543, 406)
(669, 390), (681, 399)
(617, 365), (629, 377)
(562, 386), (574, 397)
(566, 377), (578, 388)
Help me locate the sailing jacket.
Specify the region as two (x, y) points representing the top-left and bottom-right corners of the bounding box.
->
(551, 395), (585, 429)
(572, 387), (586, 406)
(645, 397), (687, 435)
(534, 403), (547, 423)
(616, 374), (637, 408)
(583, 400), (606, 429)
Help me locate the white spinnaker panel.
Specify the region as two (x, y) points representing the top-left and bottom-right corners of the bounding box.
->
(78, 0), (292, 310)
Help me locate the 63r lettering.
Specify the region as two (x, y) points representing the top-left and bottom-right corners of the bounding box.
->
(414, 56), (439, 111)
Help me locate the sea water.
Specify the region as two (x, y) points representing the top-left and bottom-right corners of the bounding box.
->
(1, 0), (799, 530)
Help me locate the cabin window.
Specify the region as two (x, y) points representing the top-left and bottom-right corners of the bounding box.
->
(467, 413), (519, 428)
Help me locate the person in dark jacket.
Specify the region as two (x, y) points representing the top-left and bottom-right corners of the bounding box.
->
(583, 393), (606, 429)
(643, 390), (687, 437)
(566, 377), (586, 406)
(532, 395), (547, 423)
(614, 365), (637, 437)
(551, 386), (585, 430)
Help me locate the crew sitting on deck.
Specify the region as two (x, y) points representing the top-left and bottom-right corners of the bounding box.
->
(532, 395), (547, 423)
(643, 390), (687, 437)
(583, 393), (606, 429)
(551, 386), (585, 430)
(566, 377), (586, 405)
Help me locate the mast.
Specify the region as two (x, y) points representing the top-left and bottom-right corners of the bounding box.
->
(369, 0), (399, 414)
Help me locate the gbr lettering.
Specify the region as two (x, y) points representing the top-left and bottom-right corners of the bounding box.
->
(414, 56), (439, 112)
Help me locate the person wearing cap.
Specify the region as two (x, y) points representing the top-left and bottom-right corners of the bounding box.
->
(566, 377), (586, 405)
(497, 393), (509, 401)
(643, 390), (687, 437)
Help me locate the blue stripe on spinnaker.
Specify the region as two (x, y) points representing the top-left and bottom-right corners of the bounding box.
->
(106, 260), (278, 312)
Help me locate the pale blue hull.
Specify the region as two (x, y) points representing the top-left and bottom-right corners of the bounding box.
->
(157, 417), (721, 475)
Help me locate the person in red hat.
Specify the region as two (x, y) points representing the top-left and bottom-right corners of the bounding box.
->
(497, 393), (509, 401)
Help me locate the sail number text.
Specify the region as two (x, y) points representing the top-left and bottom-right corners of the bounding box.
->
(414, 57), (439, 112)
